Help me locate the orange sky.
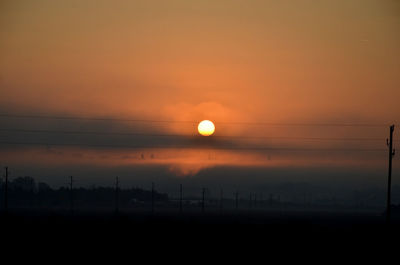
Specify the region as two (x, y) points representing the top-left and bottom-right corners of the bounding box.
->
(1, 0), (399, 120)
(0, 0), (399, 185)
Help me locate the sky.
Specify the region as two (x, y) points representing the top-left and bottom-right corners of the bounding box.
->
(0, 0), (399, 200)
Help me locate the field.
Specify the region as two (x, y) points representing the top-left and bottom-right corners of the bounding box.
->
(2, 209), (399, 264)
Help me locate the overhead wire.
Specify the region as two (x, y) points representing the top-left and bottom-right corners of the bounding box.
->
(0, 114), (393, 127)
(0, 114), (396, 149)
(0, 141), (387, 152)
(0, 128), (395, 142)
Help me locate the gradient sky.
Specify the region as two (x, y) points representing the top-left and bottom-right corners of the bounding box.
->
(0, 0), (399, 199)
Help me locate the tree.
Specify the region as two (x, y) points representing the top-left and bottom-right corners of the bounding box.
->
(12, 176), (36, 192)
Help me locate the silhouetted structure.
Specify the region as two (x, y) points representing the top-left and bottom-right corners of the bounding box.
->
(0, 176), (168, 211)
(387, 125), (395, 223)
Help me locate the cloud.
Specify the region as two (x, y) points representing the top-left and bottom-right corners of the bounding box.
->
(0, 103), (389, 177)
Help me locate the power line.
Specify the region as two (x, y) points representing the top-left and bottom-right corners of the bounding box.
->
(0, 114), (392, 127)
(0, 141), (387, 152)
(0, 128), (395, 142)
(0, 114), (194, 124)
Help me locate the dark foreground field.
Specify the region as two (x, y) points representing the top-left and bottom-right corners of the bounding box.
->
(2, 210), (399, 264)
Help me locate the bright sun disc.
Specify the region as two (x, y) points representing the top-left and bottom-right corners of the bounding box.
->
(198, 120), (215, 136)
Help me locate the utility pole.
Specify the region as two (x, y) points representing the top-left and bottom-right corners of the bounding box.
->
(115, 176), (119, 214)
(179, 184), (183, 214)
(201, 188), (205, 213)
(151, 182), (155, 215)
(4, 167), (8, 212)
(69, 176), (73, 214)
(386, 125), (395, 224)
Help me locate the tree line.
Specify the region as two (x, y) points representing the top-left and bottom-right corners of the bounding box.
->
(0, 176), (168, 210)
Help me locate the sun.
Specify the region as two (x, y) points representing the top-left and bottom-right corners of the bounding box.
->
(198, 120), (215, 136)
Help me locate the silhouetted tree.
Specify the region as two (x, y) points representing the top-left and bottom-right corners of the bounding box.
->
(12, 176), (36, 192)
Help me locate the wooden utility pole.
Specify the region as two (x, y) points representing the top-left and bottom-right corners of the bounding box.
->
(69, 176), (74, 214)
(201, 188), (205, 213)
(386, 125), (395, 224)
(179, 184), (183, 213)
(151, 182), (155, 214)
(4, 167), (8, 212)
(115, 176), (119, 214)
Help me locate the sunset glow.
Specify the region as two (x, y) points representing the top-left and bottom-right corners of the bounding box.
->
(0, 0), (399, 192)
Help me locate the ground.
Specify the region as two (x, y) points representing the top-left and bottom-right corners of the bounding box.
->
(1, 210), (399, 264)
